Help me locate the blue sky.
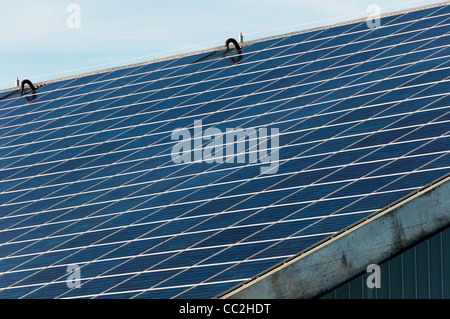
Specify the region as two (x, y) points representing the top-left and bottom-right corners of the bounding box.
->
(0, 0), (444, 89)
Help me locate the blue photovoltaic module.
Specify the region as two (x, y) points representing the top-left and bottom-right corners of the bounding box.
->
(0, 3), (449, 299)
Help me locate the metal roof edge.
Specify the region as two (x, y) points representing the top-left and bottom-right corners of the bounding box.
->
(218, 173), (450, 299)
(1, 1), (448, 94)
(241, 0), (450, 47)
(0, 45), (222, 94)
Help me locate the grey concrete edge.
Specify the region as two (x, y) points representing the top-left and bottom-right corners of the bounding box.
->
(1, 1), (449, 94)
(219, 173), (450, 299)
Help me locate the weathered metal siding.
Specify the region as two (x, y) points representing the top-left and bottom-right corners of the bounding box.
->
(321, 226), (450, 299)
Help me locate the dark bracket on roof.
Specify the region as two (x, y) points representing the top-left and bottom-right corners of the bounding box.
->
(193, 37), (244, 64)
(21, 79), (36, 96)
(224, 38), (243, 64)
(21, 79), (37, 103)
(21, 79), (46, 103)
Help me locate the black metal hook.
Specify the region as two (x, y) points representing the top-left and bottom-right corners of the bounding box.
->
(21, 79), (37, 103)
(225, 38), (241, 55)
(21, 79), (36, 95)
(224, 38), (243, 63)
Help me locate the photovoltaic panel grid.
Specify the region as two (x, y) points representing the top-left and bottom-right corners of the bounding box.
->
(0, 3), (449, 299)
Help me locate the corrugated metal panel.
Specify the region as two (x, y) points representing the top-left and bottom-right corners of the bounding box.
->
(321, 226), (450, 299)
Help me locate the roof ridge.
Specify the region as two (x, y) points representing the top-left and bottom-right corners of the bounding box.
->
(1, 0), (448, 94)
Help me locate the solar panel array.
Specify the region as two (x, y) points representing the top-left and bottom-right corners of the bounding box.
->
(0, 3), (449, 299)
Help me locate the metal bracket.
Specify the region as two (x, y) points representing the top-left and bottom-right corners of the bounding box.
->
(224, 38), (243, 63)
(21, 79), (37, 103)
